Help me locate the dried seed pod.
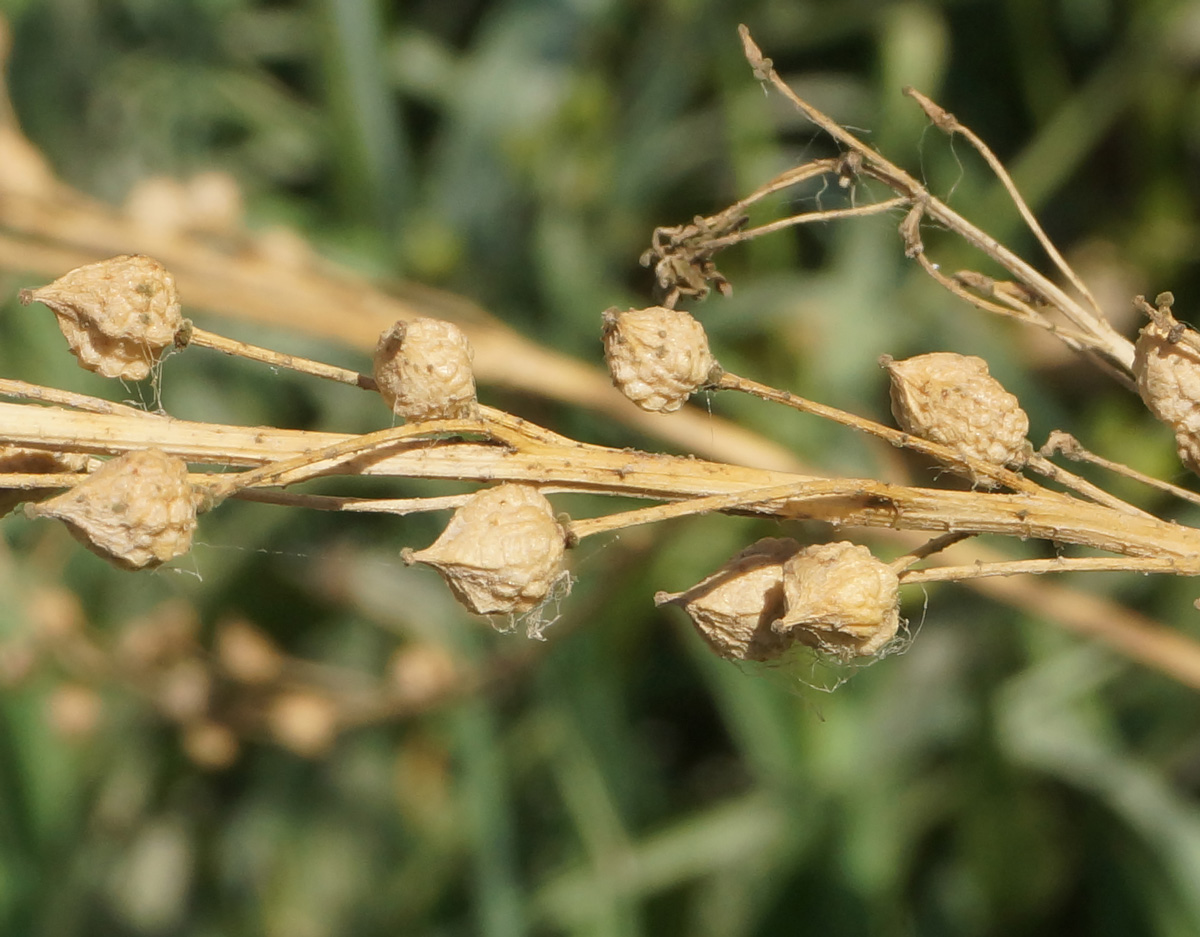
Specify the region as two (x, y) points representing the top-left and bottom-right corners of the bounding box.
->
(1133, 318), (1200, 474)
(603, 306), (719, 412)
(267, 692), (339, 757)
(46, 683), (104, 740)
(884, 352), (1030, 485)
(217, 618), (284, 685)
(404, 484), (566, 618)
(20, 255), (182, 380)
(182, 721), (240, 770)
(774, 542), (900, 658)
(373, 318), (479, 421)
(655, 538), (800, 662)
(26, 449), (199, 571)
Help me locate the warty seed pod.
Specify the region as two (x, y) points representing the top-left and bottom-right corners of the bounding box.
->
(774, 541), (900, 658)
(26, 448), (200, 571)
(603, 306), (719, 412)
(884, 351), (1030, 485)
(1133, 319), (1200, 474)
(655, 538), (801, 662)
(404, 484), (566, 618)
(20, 254), (182, 381)
(373, 318), (479, 421)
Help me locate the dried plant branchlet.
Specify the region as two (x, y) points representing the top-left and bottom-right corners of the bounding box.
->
(403, 484), (567, 622)
(884, 352), (1031, 486)
(26, 448), (200, 570)
(603, 305), (720, 412)
(373, 318), (480, 421)
(19, 254), (181, 380)
(655, 538), (800, 662)
(775, 542), (901, 659)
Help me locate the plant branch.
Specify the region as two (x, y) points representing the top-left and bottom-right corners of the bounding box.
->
(737, 24), (1134, 373)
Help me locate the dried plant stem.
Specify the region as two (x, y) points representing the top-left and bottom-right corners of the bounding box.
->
(902, 85), (1103, 317)
(901, 554), (1200, 585)
(204, 419), (499, 499)
(179, 324), (380, 390)
(233, 489), (484, 515)
(0, 376), (148, 416)
(716, 371), (1041, 493)
(889, 531), (977, 571)
(566, 480), (825, 540)
(701, 197), (911, 251)
(7, 400), (1200, 565)
(1024, 453), (1153, 517)
(0, 472), (93, 488)
(1042, 430), (1200, 508)
(736, 25), (1133, 372)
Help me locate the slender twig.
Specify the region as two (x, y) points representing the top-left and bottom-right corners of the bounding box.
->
(1041, 430), (1200, 509)
(179, 323), (380, 391)
(0, 377), (150, 416)
(901, 553), (1200, 584)
(902, 85), (1103, 318)
(889, 531), (977, 572)
(1025, 453), (1154, 517)
(703, 197), (911, 251)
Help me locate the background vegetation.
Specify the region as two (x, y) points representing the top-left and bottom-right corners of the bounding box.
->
(4, 0), (1200, 934)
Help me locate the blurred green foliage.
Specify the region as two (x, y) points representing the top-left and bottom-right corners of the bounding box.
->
(4, 0), (1200, 935)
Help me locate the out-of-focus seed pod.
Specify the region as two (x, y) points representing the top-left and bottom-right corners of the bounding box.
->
(774, 541), (900, 658)
(884, 352), (1030, 485)
(1133, 317), (1200, 474)
(267, 692), (339, 757)
(156, 659), (211, 723)
(388, 644), (459, 704)
(19, 255), (182, 380)
(404, 484), (567, 618)
(26, 449), (199, 571)
(26, 585), (85, 641)
(373, 318), (479, 421)
(217, 618), (284, 685)
(181, 720), (240, 770)
(655, 538), (800, 661)
(116, 600), (200, 670)
(603, 306), (719, 412)
(46, 683), (103, 740)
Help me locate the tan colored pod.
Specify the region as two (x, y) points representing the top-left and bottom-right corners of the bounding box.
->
(655, 537), (800, 662)
(885, 352), (1030, 485)
(20, 254), (182, 380)
(603, 306), (718, 412)
(404, 484), (566, 617)
(267, 692), (339, 757)
(1133, 320), (1200, 474)
(373, 318), (479, 421)
(26, 449), (199, 570)
(774, 541), (900, 658)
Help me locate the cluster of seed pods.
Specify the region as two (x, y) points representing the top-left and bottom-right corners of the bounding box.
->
(12, 254), (1092, 665)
